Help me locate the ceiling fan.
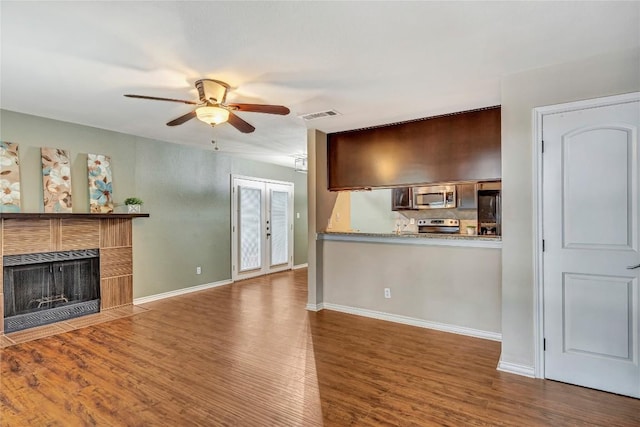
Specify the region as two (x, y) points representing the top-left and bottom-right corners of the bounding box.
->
(124, 79), (290, 133)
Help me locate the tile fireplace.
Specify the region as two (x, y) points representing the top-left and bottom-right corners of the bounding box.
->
(0, 213), (148, 335)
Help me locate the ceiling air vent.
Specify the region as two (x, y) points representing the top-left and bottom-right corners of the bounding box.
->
(299, 110), (341, 121)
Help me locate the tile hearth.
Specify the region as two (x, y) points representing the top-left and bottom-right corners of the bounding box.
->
(1, 305), (148, 348)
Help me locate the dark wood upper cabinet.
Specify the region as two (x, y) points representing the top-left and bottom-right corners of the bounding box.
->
(391, 187), (414, 211)
(327, 106), (501, 191)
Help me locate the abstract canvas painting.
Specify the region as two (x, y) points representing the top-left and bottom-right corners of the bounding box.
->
(88, 153), (113, 213)
(0, 141), (21, 212)
(41, 147), (73, 213)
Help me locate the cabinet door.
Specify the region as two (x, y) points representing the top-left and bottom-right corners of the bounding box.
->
(391, 187), (413, 210)
(478, 181), (501, 191)
(328, 107), (501, 190)
(457, 184), (477, 209)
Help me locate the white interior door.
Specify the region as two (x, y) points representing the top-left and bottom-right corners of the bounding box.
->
(232, 176), (293, 281)
(542, 96), (640, 397)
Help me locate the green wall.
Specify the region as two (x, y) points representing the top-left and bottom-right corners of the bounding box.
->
(0, 110), (308, 298)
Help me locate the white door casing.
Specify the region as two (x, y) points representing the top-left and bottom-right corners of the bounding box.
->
(231, 175), (294, 281)
(536, 93), (640, 398)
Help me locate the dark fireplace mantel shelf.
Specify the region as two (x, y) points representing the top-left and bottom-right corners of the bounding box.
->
(0, 213), (149, 220)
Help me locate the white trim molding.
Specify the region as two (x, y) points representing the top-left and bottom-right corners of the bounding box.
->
(320, 303), (502, 342)
(231, 174), (295, 186)
(293, 263), (308, 270)
(497, 357), (536, 378)
(133, 279), (233, 305)
(305, 302), (325, 312)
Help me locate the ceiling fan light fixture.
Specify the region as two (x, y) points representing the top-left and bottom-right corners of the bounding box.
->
(125, 78), (288, 133)
(196, 106), (229, 125)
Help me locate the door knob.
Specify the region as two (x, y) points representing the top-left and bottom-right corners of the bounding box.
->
(627, 263), (640, 270)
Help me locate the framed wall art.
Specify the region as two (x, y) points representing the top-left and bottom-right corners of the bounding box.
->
(88, 153), (113, 213)
(41, 147), (73, 212)
(0, 141), (21, 212)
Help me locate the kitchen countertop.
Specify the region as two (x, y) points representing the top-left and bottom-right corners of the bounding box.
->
(318, 231), (502, 248)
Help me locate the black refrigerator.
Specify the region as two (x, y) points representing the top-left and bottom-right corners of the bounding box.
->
(477, 189), (501, 236)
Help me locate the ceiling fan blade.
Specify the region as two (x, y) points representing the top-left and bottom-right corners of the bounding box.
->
(227, 112), (256, 133)
(227, 103), (290, 115)
(124, 94), (197, 105)
(166, 111), (197, 126)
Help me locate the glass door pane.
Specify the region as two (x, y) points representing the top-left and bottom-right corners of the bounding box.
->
(270, 190), (289, 266)
(239, 186), (262, 272)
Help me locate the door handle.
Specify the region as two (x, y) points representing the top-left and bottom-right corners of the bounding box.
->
(266, 233), (271, 238)
(627, 263), (640, 270)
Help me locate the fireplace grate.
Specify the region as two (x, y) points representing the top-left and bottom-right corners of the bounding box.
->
(4, 300), (100, 333)
(3, 249), (99, 266)
(4, 249), (101, 333)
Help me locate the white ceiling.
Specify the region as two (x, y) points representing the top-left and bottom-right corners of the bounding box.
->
(1, 1), (638, 168)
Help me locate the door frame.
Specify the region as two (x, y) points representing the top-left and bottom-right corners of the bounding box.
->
(230, 174), (294, 282)
(532, 91), (640, 378)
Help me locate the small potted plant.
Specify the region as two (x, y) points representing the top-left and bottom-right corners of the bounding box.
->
(466, 225), (477, 235)
(124, 197), (143, 213)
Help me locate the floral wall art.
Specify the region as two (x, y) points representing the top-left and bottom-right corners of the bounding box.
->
(88, 153), (113, 213)
(0, 141), (21, 212)
(41, 147), (73, 212)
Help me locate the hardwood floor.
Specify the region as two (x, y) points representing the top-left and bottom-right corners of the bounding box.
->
(1, 268), (639, 426)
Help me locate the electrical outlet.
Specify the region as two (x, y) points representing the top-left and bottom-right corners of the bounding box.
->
(384, 288), (391, 299)
(196, 266), (202, 275)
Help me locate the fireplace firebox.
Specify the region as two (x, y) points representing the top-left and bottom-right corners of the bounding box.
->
(3, 249), (100, 333)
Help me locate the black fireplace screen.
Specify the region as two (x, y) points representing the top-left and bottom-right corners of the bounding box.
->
(3, 250), (100, 333)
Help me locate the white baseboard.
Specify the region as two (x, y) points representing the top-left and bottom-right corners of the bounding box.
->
(320, 302), (502, 342)
(133, 279), (233, 305)
(305, 302), (325, 311)
(497, 357), (536, 378)
(293, 263), (308, 270)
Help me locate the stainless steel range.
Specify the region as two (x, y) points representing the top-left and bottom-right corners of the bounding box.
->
(417, 218), (460, 234)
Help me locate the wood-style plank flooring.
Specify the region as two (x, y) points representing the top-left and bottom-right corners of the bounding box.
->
(1, 268), (639, 426)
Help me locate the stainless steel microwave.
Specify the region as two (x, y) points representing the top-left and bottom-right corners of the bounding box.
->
(413, 185), (457, 209)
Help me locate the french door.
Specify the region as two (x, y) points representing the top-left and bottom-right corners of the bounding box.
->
(541, 94), (640, 397)
(231, 176), (294, 281)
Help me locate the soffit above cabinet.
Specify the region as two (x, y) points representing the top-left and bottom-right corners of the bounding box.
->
(327, 106), (501, 191)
